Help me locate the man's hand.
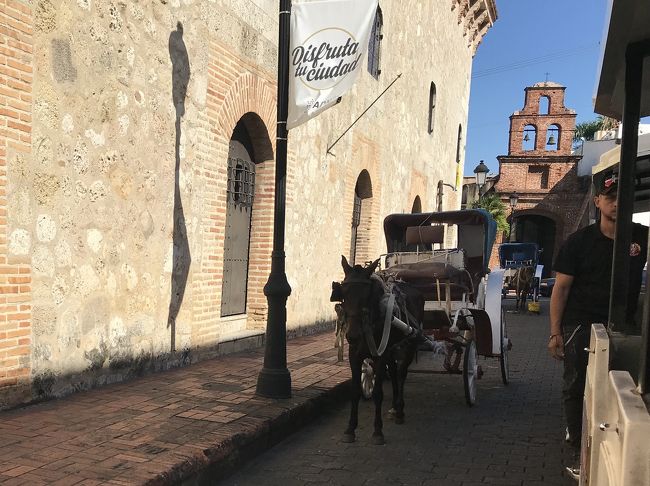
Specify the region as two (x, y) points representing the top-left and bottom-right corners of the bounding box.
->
(548, 334), (564, 360)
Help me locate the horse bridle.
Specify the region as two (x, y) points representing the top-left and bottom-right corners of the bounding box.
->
(340, 277), (392, 358)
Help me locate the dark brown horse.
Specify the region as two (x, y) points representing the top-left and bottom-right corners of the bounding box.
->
(331, 256), (423, 445)
(512, 265), (534, 312)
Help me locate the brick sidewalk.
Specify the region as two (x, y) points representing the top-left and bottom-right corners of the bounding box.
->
(0, 333), (351, 485)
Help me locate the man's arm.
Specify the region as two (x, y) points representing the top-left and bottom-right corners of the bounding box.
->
(548, 272), (574, 360)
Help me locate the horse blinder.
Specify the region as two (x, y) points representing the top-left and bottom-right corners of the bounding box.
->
(330, 281), (344, 302)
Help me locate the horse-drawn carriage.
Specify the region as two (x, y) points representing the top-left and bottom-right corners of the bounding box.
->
(331, 209), (511, 443)
(378, 209), (510, 405)
(498, 242), (544, 309)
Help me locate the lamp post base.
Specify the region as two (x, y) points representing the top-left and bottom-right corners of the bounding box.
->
(256, 367), (292, 399)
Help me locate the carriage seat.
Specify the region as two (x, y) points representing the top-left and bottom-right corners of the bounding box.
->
(405, 225), (444, 247)
(382, 261), (462, 282)
(380, 261), (472, 302)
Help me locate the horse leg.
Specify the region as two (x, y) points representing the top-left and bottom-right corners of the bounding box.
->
(371, 359), (385, 445)
(387, 359), (398, 419)
(343, 353), (361, 443)
(515, 292), (519, 312)
(392, 358), (409, 425)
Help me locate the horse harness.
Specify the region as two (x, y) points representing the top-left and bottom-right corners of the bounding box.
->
(337, 276), (416, 360)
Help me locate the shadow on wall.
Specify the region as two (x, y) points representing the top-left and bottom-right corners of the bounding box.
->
(167, 22), (191, 353)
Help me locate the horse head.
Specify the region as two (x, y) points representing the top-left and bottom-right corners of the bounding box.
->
(336, 255), (383, 340)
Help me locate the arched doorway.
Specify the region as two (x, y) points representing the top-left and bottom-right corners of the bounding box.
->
(220, 118), (261, 317)
(512, 214), (557, 277)
(350, 170), (373, 266)
(411, 195), (422, 213)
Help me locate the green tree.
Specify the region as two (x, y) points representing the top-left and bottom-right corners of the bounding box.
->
(471, 193), (510, 237)
(574, 115), (619, 142)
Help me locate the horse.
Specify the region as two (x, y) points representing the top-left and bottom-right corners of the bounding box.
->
(331, 255), (423, 445)
(512, 265), (534, 312)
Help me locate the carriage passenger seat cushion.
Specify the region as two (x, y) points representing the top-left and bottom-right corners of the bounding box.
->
(405, 225), (444, 246)
(382, 261), (463, 282)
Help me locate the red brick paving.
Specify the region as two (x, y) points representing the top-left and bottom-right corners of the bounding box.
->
(0, 333), (350, 485)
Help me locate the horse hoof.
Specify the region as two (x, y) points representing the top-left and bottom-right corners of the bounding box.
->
(387, 408), (396, 417)
(371, 434), (385, 445)
(341, 433), (355, 443)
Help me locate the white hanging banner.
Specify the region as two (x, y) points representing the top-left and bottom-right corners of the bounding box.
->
(287, 0), (379, 130)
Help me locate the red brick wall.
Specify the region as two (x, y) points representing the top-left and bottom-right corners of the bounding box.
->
(193, 41), (278, 344)
(0, 0), (33, 401)
(492, 84), (587, 271)
(492, 156), (587, 270)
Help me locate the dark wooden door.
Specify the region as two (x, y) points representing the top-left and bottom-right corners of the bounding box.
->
(221, 141), (255, 317)
(350, 191), (362, 265)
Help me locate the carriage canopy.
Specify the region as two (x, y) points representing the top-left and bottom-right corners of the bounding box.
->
(383, 209), (497, 271)
(498, 242), (539, 269)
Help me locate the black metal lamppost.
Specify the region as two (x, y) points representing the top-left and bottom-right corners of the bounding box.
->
(256, 0), (292, 399)
(473, 160), (489, 199)
(508, 192), (518, 242)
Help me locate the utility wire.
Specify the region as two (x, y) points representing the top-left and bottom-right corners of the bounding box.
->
(472, 43), (599, 79)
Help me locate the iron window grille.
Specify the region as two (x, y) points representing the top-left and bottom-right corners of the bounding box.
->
(367, 7), (383, 79)
(227, 157), (255, 208)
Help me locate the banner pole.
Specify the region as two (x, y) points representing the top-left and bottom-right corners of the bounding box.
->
(256, 0), (293, 398)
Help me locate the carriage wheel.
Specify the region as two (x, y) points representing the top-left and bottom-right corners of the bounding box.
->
(463, 340), (478, 406)
(360, 358), (375, 400)
(500, 308), (510, 385)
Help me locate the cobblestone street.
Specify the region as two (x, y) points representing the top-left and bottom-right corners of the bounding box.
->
(221, 299), (575, 486)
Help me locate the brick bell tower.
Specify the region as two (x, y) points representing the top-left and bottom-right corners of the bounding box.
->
(491, 81), (587, 275)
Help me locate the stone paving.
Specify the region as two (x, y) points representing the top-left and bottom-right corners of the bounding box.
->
(221, 299), (575, 486)
(0, 299), (575, 485)
(0, 334), (351, 485)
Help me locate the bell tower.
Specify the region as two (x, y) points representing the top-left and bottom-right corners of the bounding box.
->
(506, 81), (576, 156)
(492, 81), (586, 274)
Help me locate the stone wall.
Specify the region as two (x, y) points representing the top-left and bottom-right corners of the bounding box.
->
(0, 0), (494, 408)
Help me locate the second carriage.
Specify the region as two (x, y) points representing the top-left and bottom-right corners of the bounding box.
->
(363, 209), (510, 406)
(498, 242), (544, 302)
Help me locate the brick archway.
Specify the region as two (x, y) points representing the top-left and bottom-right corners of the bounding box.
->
(192, 46), (278, 346)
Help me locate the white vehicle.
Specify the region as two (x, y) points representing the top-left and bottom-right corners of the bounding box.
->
(362, 209), (510, 406)
(581, 1), (650, 483)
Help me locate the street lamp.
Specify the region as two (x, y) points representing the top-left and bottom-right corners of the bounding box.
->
(509, 192), (519, 241)
(473, 160), (489, 198)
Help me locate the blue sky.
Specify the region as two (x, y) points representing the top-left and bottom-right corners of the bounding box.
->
(465, 0), (609, 176)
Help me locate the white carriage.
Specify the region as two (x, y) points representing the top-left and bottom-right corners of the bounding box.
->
(366, 209), (510, 406)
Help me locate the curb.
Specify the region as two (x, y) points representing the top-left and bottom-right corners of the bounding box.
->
(144, 379), (351, 485)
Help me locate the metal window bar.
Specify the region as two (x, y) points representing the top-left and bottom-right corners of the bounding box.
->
(227, 157), (255, 208)
(367, 9), (382, 79)
(350, 193), (362, 265)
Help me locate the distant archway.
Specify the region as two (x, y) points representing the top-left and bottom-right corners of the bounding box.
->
(512, 213), (557, 277)
(350, 170), (373, 265)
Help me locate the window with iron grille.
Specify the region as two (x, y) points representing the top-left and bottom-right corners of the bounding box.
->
(350, 192), (362, 265)
(367, 6), (383, 79)
(455, 124), (463, 163)
(227, 157), (255, 208)
(428, 82), (437, 134)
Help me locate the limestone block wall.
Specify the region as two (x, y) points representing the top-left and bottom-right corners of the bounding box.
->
(0, 0), (493, 408)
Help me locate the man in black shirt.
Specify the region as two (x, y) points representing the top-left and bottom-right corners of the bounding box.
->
(549, 168), (648, 480)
